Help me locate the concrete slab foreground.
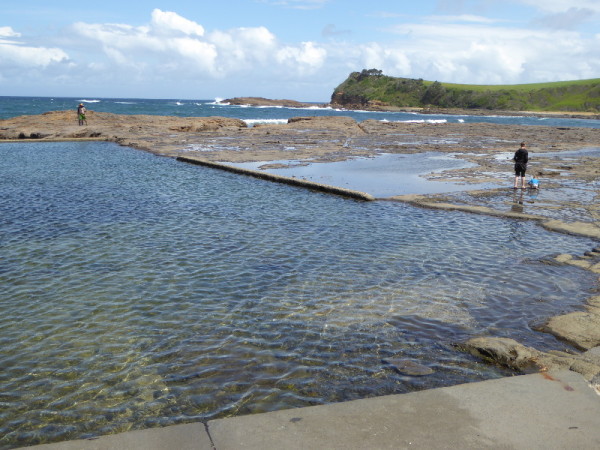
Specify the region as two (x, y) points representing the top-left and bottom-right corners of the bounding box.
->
(31, 423), (213, 450)
(30, 370), (600, 450)
(208, 370), (600, 449)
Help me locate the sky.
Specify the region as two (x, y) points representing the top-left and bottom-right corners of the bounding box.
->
(1, 0), (599, 101)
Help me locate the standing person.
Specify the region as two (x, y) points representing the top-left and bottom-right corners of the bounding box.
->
(513, 142), (529, 189)
(77, 103), (87, 126)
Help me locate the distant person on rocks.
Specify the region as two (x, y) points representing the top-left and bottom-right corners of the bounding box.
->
(513, 142), (529, 189)
(77, 103), (87, 126)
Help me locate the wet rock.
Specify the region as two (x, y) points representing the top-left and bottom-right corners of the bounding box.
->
(461, 337), (542, 372)
(542, 296), (600, 351)
(556, 253), (573, 263)
(462, 337), (600, 382)
(383, 358), (434, 376)
(582, 346), (600, 365)
(542, 220), (600, 240)
(555, 253), (600, 273)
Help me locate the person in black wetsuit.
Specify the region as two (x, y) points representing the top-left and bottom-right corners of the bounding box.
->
(513, 142), (529, 189)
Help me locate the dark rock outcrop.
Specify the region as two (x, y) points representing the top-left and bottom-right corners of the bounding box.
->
(223, 97), (319, 108)
(461, 337), (600, 388)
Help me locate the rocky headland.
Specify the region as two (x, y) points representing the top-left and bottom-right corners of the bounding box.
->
(1, 108), (600, 386)
(331, 70), (600, 116)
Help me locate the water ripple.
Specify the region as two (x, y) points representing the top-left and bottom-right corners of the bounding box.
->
(0, 141), (597, 448)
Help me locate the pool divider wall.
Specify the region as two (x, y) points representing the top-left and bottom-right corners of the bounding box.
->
(176, 156), (376, 201)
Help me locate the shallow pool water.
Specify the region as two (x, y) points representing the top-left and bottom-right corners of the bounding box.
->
(231, 153), (500, 197)
(0, 142), (597, 448)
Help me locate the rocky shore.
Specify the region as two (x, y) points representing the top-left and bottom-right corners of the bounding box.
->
(2, 109), (599, 387)
(330, 104), (600, 121)
(225, 96), (600, 120)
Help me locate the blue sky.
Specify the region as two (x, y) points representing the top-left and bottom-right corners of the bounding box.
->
(1, 0), (599, 101)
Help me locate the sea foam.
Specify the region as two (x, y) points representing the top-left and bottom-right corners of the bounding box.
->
(244, 118), (288, 127)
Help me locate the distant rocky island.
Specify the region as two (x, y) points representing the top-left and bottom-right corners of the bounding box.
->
(222, 97), (321, 108)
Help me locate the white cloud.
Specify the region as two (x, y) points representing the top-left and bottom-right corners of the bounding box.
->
(0, 44), (68, 67)
(70, 20), (216, 73)
(428, 14), (500, 24)
(150, 9), (204, 36)
(534, 7), (596, 29)
(367, 20), (600, 84)
(220, 27), (277, 64)
(388, 22), (544, 42)
(1, 7), (597, 99)
(0, 26), (68, 69)
(206, 27), (276, 76)
(0, 26), (20, 38)
(68, 12), (324, 79)
(518, 0), (600, 14)
(358, 43), (385, 71)
(382, 49), (412, 75)
(168, 37), (217, 71)
(72, 22), (166, 53)
(276, 42), (327, 74)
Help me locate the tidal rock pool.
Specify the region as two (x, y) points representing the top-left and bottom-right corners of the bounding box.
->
(0, 141), (596, 447)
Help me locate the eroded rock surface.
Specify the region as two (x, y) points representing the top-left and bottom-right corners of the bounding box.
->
(0, 110), (247, 146)
(382, 358), (435, 376)
(541, 296), (600, 351)
(462, 337), (600, 391)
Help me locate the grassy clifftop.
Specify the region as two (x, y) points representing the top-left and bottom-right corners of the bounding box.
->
(331, 69), (600, 112)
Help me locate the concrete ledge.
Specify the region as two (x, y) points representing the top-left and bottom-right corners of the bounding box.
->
(31, 423), (212, 450)
(29, 370), (600, 449)
(390, 194), (600, 240)
(176, 156), (375, 201)
(207, 370), (600, 449)
(389, 195), (542, 221)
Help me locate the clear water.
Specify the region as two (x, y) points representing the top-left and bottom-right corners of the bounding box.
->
(230, 153), (500, 197)
(0, 141), (597, 448)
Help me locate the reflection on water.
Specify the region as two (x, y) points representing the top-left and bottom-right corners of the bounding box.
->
(230, 153), (500, 197)
(535, 146), (600, 158)
(511, 189), (525, 213)
(0, 142), (597, 447)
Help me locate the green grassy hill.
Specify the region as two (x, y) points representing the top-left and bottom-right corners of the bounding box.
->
(331, 69), (600, 112)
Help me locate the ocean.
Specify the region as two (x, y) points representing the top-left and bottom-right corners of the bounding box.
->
(2, 95), (600, 128)
(0, 96), (599, 448)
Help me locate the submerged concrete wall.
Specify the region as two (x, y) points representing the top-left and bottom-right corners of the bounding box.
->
(176, 156), (375, 201)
